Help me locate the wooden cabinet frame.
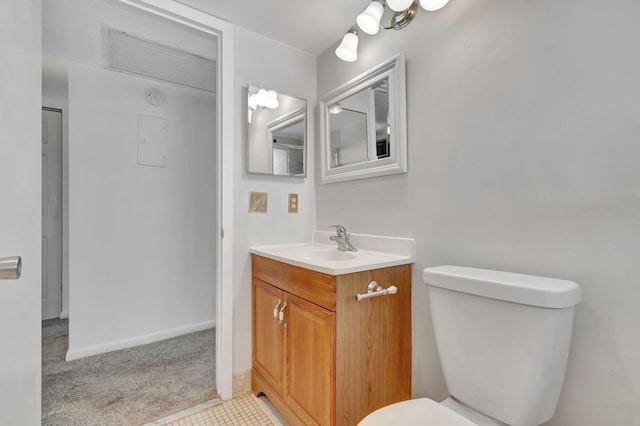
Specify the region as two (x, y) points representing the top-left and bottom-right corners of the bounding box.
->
(252, 255), (411, 426)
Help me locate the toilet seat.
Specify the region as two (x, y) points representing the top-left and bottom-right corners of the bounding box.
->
(358, 398), (478, 425)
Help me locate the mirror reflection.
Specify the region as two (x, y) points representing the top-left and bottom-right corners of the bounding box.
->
(328, 78), (390, 168)
(320, 54), (407, 184)
(246, 84), (307, 177)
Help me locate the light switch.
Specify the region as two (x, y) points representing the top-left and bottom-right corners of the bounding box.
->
(288, 193), (298, 213)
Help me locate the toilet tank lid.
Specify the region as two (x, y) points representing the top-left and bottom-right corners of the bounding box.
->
(423, 265), (581, 308)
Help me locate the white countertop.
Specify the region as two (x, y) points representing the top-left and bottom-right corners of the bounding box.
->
(250, 231), (415, 275)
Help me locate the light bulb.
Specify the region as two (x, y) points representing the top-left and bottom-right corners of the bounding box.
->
(248, 93), (258, 110)
(419, 0), (450, 11)
(356, 1), (384, 35)
(254, 88), (268, 107)
(263, 90), (279, 109)
(335, 32), (358, 62)
(386, 0), (414, 12)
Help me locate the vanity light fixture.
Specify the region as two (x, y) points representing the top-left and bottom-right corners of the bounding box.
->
(248, 88), (280, 110)
(336, 0), (451, 62)
(356, 1), (385, 35)
(386, 0), (414, 12)
(335, 27), (359, 62)
(247, 87), (279, 123)
(263, 90), (279, 109)
(420, 0), (450, 11)
(329, 104), (343, 114)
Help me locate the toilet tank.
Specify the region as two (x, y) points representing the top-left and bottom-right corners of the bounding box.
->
(423, 266), (581, 426)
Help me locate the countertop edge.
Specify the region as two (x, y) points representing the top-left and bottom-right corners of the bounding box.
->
(250, 249), (415, 276)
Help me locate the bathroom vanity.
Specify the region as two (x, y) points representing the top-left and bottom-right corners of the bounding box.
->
(250, 232), (414, 426)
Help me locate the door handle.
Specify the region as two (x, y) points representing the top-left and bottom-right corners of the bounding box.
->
(0, 256), (22, 279)
(278, 302), (287, 328)
(273, 299), (281, 321)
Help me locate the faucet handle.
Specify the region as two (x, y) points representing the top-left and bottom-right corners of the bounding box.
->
(329, 225), (347, 237)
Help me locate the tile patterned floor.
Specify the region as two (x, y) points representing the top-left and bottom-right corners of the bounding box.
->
(149, 394), (288, 426)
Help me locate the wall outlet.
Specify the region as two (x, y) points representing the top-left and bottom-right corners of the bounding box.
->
(288, 193), (298, 213)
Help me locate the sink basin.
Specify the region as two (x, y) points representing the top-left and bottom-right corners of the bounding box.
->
(295, 246), (357, 261)
(250, 232), (415, 275)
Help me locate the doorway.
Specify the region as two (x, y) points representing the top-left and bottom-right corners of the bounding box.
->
(0, 0), (232, 421)
(41, 0), (234, 409)
(42, 108), (63, 320)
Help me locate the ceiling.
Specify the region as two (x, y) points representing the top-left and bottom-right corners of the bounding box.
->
(176, 0), (369, 56)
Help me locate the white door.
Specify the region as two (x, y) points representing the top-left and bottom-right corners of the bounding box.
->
(42, 108), (63, 319)
(0, 0), (43, 423)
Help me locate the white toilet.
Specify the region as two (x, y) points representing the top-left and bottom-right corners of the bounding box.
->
(359, 265), (581, 426)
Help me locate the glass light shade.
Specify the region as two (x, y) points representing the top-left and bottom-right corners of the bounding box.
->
(263, 90), (279, 109)
(419, 0), (450, 11)
(248, 93), (258, 110)
(335, 32), (358, 62)
(254, 88), (267, 107)
(356, 1), (384, 35)
(386, 0), (414, 12)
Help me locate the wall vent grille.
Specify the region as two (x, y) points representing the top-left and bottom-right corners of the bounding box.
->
(108, 28), (216, 93)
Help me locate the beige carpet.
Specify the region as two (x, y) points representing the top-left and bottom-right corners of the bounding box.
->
(42, 319), (217, 426)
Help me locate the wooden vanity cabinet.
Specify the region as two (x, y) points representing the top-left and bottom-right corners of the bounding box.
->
(251, 254), (411, 426)
(253, 278), (335, 425)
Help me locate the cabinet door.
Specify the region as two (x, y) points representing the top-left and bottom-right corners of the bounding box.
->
(253, 279), (286, 393)
(335, 265), (412, 425)
(284, 293), (336, 426)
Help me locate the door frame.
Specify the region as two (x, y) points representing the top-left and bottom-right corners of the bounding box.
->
(110, 0), (235, 400)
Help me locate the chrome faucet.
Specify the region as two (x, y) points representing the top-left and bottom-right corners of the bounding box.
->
(329, 225), (358, 252)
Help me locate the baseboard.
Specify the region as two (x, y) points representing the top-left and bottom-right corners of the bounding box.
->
(65, 319), (215, 361)
(59, 310), (69, 319)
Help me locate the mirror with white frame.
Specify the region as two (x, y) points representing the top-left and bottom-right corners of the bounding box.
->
(320, 54), (407, 183)
(246, 85), (307, 177)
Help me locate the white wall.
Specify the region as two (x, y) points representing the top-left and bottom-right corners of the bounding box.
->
(233, 27), (317, 374)
(43, 0), (218, 318)
(67, 62), (216, 359)
(316, 0), (640, 424)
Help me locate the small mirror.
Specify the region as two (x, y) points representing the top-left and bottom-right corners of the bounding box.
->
(320, 54), (407, 183)
(246, 85), (307, 177)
